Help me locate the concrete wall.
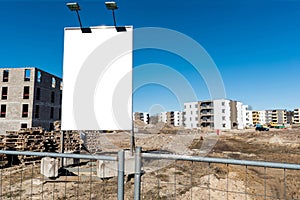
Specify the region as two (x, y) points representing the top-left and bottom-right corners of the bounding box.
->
(32, 68), (62, 130)
(0, 68), (35, 133)
(213, 99), (231, 130)
(183, 102), (199, 129)
(236, 101), (244, 129)
(229, 101), (238, 129)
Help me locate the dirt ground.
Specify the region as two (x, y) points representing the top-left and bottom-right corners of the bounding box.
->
(0, 127), (299, 199)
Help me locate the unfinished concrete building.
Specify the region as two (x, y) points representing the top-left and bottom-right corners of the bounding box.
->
(0, 67), (62, 134)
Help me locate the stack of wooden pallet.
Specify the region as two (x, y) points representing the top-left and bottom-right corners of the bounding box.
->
(0, 126), (83, 165)
(60, 131), (81, 153)
(2, 133), (19, 150)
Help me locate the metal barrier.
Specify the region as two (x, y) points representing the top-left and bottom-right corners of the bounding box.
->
(0, 150), (124, 200)
(134, 147), (300, 200)
(1, 148), (300, 199)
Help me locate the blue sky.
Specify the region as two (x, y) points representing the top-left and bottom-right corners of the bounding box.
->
(0, 0), (299, 112)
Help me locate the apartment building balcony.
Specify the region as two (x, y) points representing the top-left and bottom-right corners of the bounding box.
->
(200, 112), (214, 116)
(200, 117), (214, 122)
(200, 101), (213, 109)
(201, 122), (214, 128)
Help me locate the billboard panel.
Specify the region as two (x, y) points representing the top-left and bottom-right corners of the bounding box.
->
(61, 26), (133, 130)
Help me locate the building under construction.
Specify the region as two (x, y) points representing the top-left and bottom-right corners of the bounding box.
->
(0, 67), (62, 134)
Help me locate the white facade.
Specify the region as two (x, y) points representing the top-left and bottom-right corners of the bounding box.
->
(141, 112), (150, 124)
(213, 99), (231, 130)
(236, 101), (244, 129)
(173, 111), (183, 127)
(183, 99), (253, 130)
(259, 110), (266, 125)
(242, 105), (253, 127)
(183, 102), (199, 129)
(134, 112), (149, 124)
(159, 112), (167, 123)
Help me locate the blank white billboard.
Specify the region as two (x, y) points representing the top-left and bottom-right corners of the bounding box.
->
(61, 26), (133, 130)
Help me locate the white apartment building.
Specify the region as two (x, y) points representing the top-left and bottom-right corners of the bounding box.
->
(159, 112), (167, 123)
(172, 111), (183, 126)
(134, 112), (150, 124)
(245, 110), (253, 127)
(159, 111), (183, 127)
(183, 102), (199, 129)
(259, 110), (266, 125)
(213, 99), (231, 130)
(184, 99), (248, 130)
(294, 108), (300, 124)
(236, 101), (244, 129)
(242, 105), (253, 127)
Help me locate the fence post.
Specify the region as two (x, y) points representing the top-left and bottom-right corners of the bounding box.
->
(60, 131), (64, 168)
(134, 147), (142, 200)
(117, 150), (125, 200)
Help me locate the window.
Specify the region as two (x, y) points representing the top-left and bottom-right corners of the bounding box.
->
(22, 104), (29, 118)
(50, 107), (54, 119)
(222, 109), (225, 113)
(195, 117), (198, 121)
(189, 105), (191, 108)
(23, 86), (30, 99)
(1, 87), (8, 100)
(3, 70), (9, 82)
(49, 123), (54, 131)
(21, 123), (27, 128)
(195, 104), (198, 108)
(35, 105), (40, 119)
(52, 77), (56, 88)
(0, 105), (6, 118)
(222, 116), (226, 120)
(24, 69), (30, 81)
(222, 102), (225, 106)
(51, 92), (55, 103)
(36, 88), (40, 100)
(37, 71), (42, 82)
(190, 111), (193, 114)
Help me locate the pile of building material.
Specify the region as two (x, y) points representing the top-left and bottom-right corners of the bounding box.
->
(61, 131), (81, 152)
(0, 126), (82, 166)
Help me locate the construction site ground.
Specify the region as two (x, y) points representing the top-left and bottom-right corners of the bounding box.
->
(1, 127), (300, 199)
